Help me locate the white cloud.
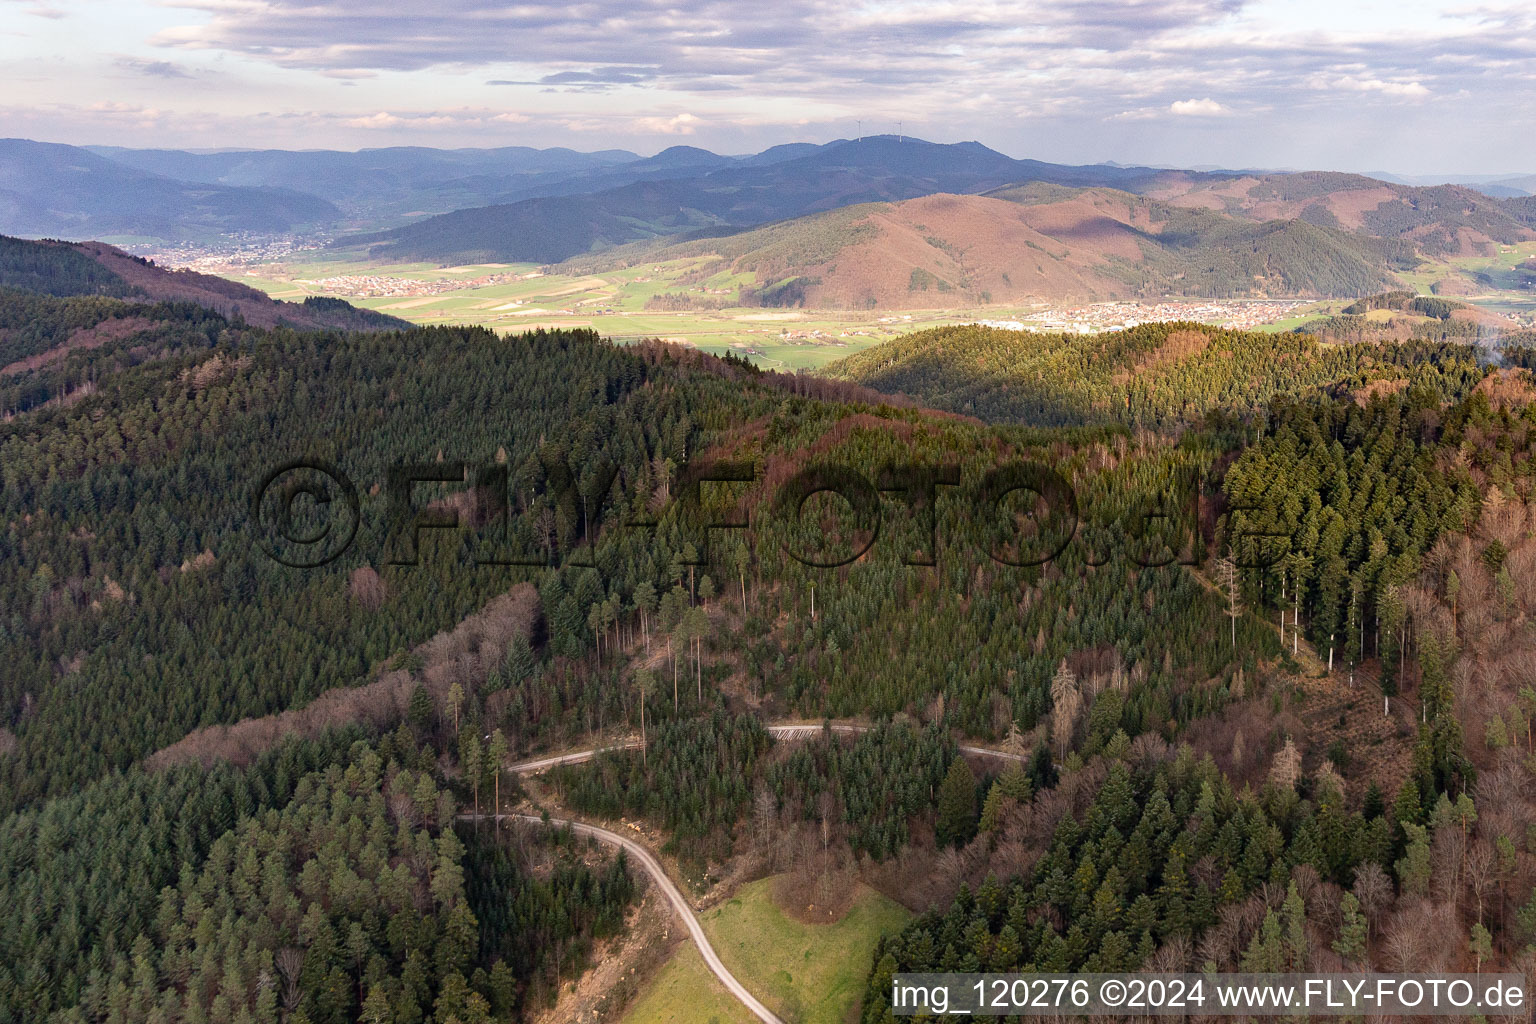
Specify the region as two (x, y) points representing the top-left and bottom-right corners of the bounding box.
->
(4, 0), (1536, 168)
(634, 112), (700, 134)
(1169, 97), (1230, 116)
(1316, 75), (1431, 98)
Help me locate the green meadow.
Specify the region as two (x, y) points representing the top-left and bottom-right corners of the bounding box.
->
(622, 876), (911, 1024)
(227, 250), (1016, 369)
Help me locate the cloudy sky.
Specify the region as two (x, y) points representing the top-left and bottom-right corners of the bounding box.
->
(2, 0), (1533, 173)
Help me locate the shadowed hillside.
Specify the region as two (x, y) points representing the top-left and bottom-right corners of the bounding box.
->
(0, 138), (339, 240)
(348, 137), (1219, 264)
(0, 234), (406, 331)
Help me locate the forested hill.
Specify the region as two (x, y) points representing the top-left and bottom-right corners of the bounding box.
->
(564, 188), (1408, 308)
(5, 279), (1536, 1023)
(1145, 171), (1536, 258)
(0, 233), (406, 331)
(1299, 290), (1536, 346)
(822, 321), (1484, 427)
(345, 137), (1216, 265)
(0, 291), (1266, 1020)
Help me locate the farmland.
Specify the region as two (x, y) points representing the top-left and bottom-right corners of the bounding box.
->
(215, 248), (1368, 369)
(226, 250), (986, 370)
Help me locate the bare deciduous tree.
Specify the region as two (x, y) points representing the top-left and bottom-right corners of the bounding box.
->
(1268, 737), (1301, 791)
(1351, 862), (1392, 939)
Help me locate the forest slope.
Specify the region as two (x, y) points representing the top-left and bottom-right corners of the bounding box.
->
(348, 137), (1219, 265)
(562, 188), (1408, 308)
(0, 233), (406, 331)
(1146, 171), (1536, 257)
(822, 321), (1476, 425)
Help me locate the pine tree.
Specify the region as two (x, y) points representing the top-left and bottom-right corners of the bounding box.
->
(1395, 823), (1432, 897)
(488, 730), (508, 827)
(633, 670), (657, 763)
(408, 684), (434, 733)
(1469, 923), (1491, 973)
(1333, 891), (1367, 964)
(461, 732), (483, 826)
(978, 784), (1009, 835)
(1213, 555), (1241, 650)
(504, 635), (535, 684)
(633, 580), (657, 652)
(935, 758), (978, 848)
(447, 682), (464, 737)
(731, 542), (750, 613)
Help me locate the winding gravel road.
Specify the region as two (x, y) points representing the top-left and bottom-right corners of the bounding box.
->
(502, 813), (785, 1024)
(508, 721), (1030, 775)
(501, 721), (1029, 1024)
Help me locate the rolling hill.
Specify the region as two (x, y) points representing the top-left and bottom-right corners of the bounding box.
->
(562, 186), (1408, 307)
(821, 318), (1472, 426)
(1146, 171), (1536, 256)
(0, 139), (339, 241)
(347, 137), (1217, 264)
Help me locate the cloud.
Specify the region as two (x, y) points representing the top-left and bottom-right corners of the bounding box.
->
(1169, 97), (1230, 116)
(9, 0), (1536, 168)
(116, 57), (196, 79)
(335, 108), (536, 131)
(488, 66), (660, 92)
(1315, 75), (1430, 98)
(133, 0), (1533, 141)
(634, 113), (700, 134)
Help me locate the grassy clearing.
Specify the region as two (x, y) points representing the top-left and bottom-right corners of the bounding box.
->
(621, 875), (909, 1024)
(1399, 242), (1536, 297)
(620, 942), (756, 1024)
(699, 877), (911, 1024)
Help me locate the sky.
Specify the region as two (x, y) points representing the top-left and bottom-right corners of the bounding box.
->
(2, 0), (1534, 174)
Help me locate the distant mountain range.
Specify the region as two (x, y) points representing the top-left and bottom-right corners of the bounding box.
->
(347, 136), (1214, 263)
(1364, 171), (1535, 198)
(0, 135), (1211, 245)
(3, 135), (1535, 305)
(83, 143), (642, 225)
(0, 139), (338, 241)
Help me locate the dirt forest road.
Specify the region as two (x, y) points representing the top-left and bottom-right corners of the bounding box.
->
(499, 813), (785, 1024)
(506, 721), (1032, 775)
(499, 720), (1033, 1024)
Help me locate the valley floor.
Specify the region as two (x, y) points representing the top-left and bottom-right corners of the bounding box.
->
(177, 248), (1381, 370)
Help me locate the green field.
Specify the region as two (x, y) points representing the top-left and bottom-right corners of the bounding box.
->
(623, 876), (910, 1024)
(621, 942), (756, 1024)
(226, 243), (1536, 366)
(1399, 241), (1536, 298)
(1250, 298), (1350, 333)
(224, 249), (1030, 370)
